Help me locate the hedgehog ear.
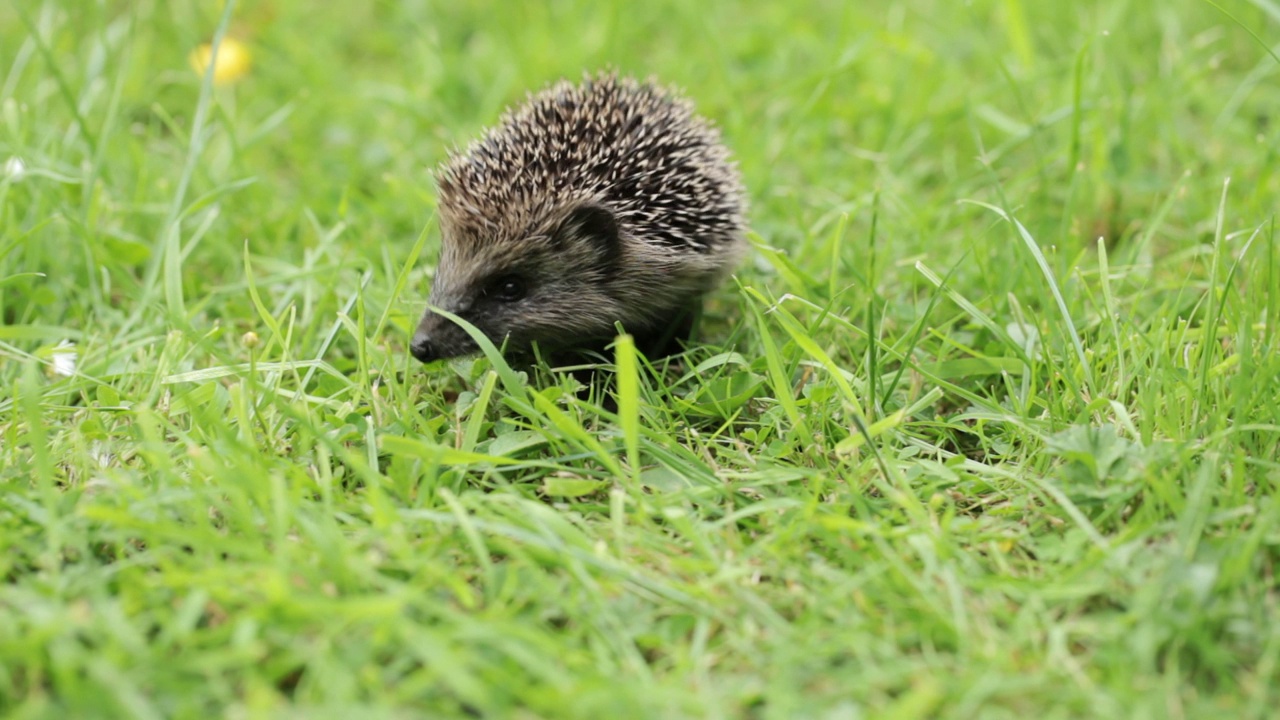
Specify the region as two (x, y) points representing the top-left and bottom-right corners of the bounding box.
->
(552, 203), (620, 264)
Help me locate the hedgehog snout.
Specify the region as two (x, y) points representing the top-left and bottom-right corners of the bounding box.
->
(409, 333), (440, 364)
(411, 308), (479, 364)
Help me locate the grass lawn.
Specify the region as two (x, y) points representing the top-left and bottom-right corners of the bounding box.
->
(3, 0), (1280, 717)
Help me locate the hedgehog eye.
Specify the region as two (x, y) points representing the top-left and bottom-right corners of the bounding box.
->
(487, 275), (527, 302)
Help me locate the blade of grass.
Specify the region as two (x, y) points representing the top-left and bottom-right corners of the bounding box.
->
(963, 199), (1094, 395)
(1195, 178), (1230, 429)
(740, 282), (815, 452)
(120, 0), (239, 330)
(614, 333), (642, 486)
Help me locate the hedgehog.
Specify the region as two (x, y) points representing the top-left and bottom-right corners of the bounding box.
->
(409, 71), (748, 367)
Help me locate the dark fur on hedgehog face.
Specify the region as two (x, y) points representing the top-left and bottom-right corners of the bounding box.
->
(410, 203), (629, 363)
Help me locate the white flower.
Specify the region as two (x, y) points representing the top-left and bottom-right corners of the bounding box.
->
(51, 340), (77, 377)
(3, 156), (25, 180)
(89, 441), (114, 468)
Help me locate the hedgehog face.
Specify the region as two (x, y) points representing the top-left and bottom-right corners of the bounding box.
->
(411, 203), (628, 364)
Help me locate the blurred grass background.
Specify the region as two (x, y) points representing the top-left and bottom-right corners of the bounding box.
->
(2, 0), (1279, 717)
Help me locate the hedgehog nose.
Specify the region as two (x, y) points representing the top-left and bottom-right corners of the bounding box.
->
(410, 334), (439, 364)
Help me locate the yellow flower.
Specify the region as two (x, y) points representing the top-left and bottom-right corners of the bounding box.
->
(189, 37), (252, 86)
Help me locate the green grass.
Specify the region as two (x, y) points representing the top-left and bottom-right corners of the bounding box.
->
(3, 0), (1280, 717)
